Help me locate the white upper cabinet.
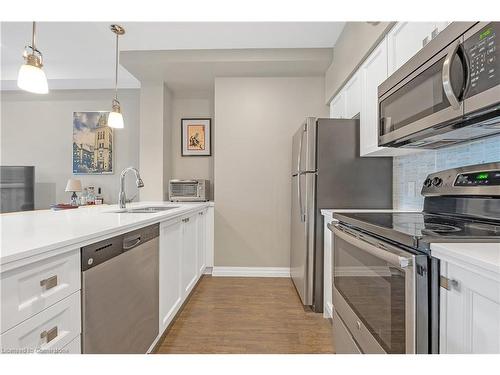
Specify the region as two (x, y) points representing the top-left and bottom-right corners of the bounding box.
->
(359, 38), (388, 156)
(343, 72), (361, 119)
(329, 90), (346, 119)
(387, 22), (450, 75)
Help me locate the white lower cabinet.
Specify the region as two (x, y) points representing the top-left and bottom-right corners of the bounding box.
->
(1, 249), (80, 333)
(158, 206), (213, 335)
(323, 215), (334, 319)
(440, 260), (500, 353)
(181, 213), (199, 297)
(197, 209), (207, 277)
(0, 291), (81, 354)
(159, 218), (183, 333)
(62, 334), (81, 354)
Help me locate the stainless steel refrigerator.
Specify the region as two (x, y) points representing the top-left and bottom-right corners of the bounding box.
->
(290, 118), (392, 312)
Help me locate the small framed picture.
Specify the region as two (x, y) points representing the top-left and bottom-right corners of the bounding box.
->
(181, 118), (211, 156)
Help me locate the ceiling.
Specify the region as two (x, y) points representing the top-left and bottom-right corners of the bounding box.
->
(0, 22), (345, 92)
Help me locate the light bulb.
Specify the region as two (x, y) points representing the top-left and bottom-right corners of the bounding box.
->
(17, 63), (49, 94)
(108, 111), (124, 129)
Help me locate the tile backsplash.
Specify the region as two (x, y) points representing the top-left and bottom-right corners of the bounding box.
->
(393, 135), (500, 210)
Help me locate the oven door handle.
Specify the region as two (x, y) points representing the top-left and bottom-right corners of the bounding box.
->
(328, 223), (412, 269)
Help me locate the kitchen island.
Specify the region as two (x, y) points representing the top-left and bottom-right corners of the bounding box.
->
(0, 201), (214, 353)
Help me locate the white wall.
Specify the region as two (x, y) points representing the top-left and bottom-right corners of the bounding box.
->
(0, 89), (140, 208)
(139, 82), (173, 201)
(214, 77), (328, 268)
(170, 94), (214, 200)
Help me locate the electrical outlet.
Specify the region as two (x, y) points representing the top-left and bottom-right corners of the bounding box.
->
(407, 181), (416, 197)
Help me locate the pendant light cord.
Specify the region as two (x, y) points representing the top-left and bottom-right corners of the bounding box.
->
(114, 33), (119, 100)
(31, 21), (36, 51)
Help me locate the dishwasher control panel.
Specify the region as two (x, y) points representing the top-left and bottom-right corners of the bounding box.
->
(81, 223), (159, 271)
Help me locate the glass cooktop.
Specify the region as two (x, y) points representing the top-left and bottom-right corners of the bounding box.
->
(333, 212), (500, 250)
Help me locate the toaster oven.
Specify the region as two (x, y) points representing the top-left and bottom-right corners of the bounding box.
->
(169, 179), (210, 202)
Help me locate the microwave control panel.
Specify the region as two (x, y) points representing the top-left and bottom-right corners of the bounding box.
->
(463, 22), (500, 98)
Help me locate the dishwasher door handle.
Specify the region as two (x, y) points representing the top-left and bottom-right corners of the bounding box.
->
(123, 236), (142, 250)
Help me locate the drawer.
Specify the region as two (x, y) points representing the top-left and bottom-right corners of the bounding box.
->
(0, 291), (81, 354)
(333, 287), (385, 353)
(62, 334), (81, 354)
(1, 249), (80, 332)
(333, 310), (361, 354)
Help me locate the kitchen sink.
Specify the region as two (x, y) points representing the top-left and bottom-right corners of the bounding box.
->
(108, 206), (179, 213)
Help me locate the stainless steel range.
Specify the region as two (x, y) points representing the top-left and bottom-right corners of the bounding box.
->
(329, 162), (500, 354)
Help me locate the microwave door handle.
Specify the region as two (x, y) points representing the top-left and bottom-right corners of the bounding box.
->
(442, 40), (462, 110)
(330, 224), (412, 269)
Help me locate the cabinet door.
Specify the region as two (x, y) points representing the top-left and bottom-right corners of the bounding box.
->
(159, 219), (183, 333)
(323, 217), (333, 319)
(440, 261), (500, 354)
(329, 90), (346, 119)
(181, 214), (198, 298)
(196, 209), (207, 277)
(344, 72), (361, 119)
(360, 39), (388, 156)
(205, 206), (214, 269)
(387, 22), (440, 75)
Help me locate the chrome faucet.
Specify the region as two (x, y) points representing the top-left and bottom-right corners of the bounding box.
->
(118, 167), (144, 209)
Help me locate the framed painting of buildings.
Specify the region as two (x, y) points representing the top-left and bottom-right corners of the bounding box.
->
(181, 118), (211, 156)
(73, 112), (113, 174)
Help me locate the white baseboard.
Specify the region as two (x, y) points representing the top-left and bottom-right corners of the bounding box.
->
(203, 266), (213, 275)
(212, 266), (290, 278)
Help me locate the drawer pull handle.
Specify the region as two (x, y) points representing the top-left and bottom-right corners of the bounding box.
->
(440, 276), (459, 291)
(40, 326), (58, 343)
(40, 275), (58, 290)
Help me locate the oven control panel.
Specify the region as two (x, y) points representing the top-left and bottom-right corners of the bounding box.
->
(454, 170), (500, 186)
(463, 22), (500, 98)
(421, 162), (500, 196)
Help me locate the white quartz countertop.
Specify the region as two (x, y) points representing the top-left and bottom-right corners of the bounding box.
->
(431, 242), (500, 275)
(0, 201), (213, 267)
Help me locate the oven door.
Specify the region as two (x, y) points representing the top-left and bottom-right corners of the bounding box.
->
(378, 37), (468, 148)
(329, 223), (428, 354)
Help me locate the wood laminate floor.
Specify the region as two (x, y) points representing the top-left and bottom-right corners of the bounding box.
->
(155, 276), (334, 354)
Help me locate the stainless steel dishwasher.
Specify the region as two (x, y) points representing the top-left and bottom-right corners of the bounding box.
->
(81, 224), (159, 354)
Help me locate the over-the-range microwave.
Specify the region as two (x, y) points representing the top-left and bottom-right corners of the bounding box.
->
(378, 22), (500, 149)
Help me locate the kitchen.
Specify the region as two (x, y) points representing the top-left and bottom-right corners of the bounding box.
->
(1, 2), (499, 372)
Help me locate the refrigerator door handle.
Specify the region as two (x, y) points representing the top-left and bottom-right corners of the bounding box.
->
(297, 124), (307, 222)
(297, 123), (306, 174)
(298, 173), (305, 222)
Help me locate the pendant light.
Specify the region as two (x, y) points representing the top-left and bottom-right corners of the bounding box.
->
(17, 22), (49, 94)
(108, 24), (125, 129)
